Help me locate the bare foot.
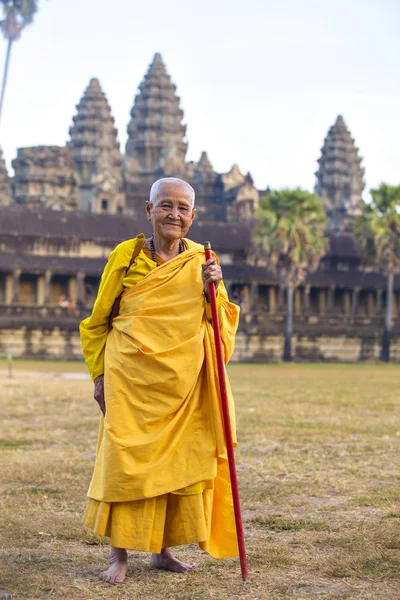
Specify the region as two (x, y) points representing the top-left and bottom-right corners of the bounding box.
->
(99, 547), (128, 584)
(150, 547), (196, 573)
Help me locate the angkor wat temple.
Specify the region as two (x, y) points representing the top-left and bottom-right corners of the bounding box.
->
(0, 53), (399, 362)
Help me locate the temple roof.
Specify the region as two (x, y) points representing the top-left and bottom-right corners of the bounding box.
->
(0, 204), (359, 256)
(126, 53), (187, 173)
(68, 77), (121, 170)
(193, 151), (217, 185)
(0, 205), (251, 251)
(315, 115), (365, 226)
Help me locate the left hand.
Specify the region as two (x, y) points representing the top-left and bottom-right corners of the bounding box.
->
(202, 257), (222, 300)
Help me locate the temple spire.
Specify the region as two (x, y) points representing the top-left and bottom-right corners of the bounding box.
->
(68, 78), (124, 213)
(125, 53), (187, 175)
(192, 151), (217, 186)
(315, 115), (365, 231)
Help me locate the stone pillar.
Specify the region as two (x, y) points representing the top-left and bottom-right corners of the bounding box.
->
(278, 285), (285, 311)
(344, 290), (351, 315)
(351, 287), (360, 316)
(37, 275), (45, 305)
(318, 288), (326, 315)
(242, 284), (251, 313)
(376, 289), (383, 315)
(294, 288), (301, 314)
(76, 272), (85, 306)
(249, 281), (258, 311)
(12, 268), (21, 303)
(68, 276), (77, 300)
(44, 270), (52, 304)
(5, 274), (13, 305)
(268, 286), (277, 314)
(303, 285), (311, 312)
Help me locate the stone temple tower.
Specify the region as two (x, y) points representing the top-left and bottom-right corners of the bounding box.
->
(125, 53), (188, 179)
(68, 78), (125, 214)
(315, 115), (365, 231)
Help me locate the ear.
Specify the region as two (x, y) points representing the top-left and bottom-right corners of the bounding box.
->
(191, 208), (196, 223)
(145, 201), (152, 221)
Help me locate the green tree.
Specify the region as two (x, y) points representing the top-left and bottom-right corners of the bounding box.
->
(354, 183), (400, 362)
(254, 188), (328, 361)
(0, 0), (38, 125)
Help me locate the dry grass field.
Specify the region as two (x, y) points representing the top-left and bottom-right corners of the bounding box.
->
(1, 363), (399, 600)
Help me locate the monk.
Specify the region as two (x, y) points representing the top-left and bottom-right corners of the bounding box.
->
(80, 177), (240, 584)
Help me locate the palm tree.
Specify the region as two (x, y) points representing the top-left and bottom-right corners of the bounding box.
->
(254, 188), (328, 361)
(0, 0), (38, 126)
(354, 183), (400, 362)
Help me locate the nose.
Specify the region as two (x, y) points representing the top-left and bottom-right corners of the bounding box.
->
(169, 206), (180, 220)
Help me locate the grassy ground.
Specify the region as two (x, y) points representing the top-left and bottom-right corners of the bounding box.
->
(0, 359), (88, 375)
(1, 364), (399, 600)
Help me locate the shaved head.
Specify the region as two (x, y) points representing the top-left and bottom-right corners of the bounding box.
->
(149, 178), (195, 208)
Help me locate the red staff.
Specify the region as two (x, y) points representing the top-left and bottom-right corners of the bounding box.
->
(204, 241), (249, 582)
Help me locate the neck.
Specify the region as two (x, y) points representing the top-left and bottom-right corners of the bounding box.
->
(152, 233), (181, 260)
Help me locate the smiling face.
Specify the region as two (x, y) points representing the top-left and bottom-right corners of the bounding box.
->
(146, 181), (196, 241)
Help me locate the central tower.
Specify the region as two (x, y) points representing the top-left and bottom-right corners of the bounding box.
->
(125, 53), (188, 176)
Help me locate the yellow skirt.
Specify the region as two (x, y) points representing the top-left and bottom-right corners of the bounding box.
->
(82, 481), (214, 553)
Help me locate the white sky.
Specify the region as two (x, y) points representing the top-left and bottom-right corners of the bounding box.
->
(0, 0), (399, 196)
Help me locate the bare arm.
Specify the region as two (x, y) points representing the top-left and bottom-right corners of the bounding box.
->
(94, 374), (105, 415)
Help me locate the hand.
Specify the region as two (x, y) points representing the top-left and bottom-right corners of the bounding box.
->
(94, 374), (106, 416)
(202, 257), (222, 301)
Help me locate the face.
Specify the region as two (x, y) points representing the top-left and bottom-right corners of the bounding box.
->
(146, 182), (196, 241)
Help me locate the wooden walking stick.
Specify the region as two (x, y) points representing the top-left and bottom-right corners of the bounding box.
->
(204, 241), (249, 582)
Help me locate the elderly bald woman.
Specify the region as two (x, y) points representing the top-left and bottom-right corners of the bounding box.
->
(80, 177), (240, 583)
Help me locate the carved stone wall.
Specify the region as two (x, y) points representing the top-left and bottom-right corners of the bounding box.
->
(1, 324), (399, 363)
(68, 78), (125, 214)
(11, 146), (77, 210)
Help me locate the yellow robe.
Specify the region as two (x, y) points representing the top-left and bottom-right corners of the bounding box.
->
(80, 237), (240, 557)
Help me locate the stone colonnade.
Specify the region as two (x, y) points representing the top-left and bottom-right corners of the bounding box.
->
(0, 269), (399, 321)
(225, 280), (399, 319)
(0, 269), (99, 308)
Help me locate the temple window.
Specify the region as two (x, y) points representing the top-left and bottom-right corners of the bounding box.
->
(101, 199), (108, 212)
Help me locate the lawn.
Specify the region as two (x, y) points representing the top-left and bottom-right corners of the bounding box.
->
(1, 364), (399, 599)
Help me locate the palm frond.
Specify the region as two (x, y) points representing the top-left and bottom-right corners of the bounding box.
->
(0, 0), (38, 40)
(355, 184), (400, 275)
(254, 188), (328, 287)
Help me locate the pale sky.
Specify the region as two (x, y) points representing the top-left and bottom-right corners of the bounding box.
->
(0, 0), (399, 197)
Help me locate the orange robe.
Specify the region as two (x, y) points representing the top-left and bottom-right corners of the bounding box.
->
(80, 237), (240, 557)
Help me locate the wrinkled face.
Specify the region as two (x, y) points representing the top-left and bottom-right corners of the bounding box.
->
(146, 181), (196, 241)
